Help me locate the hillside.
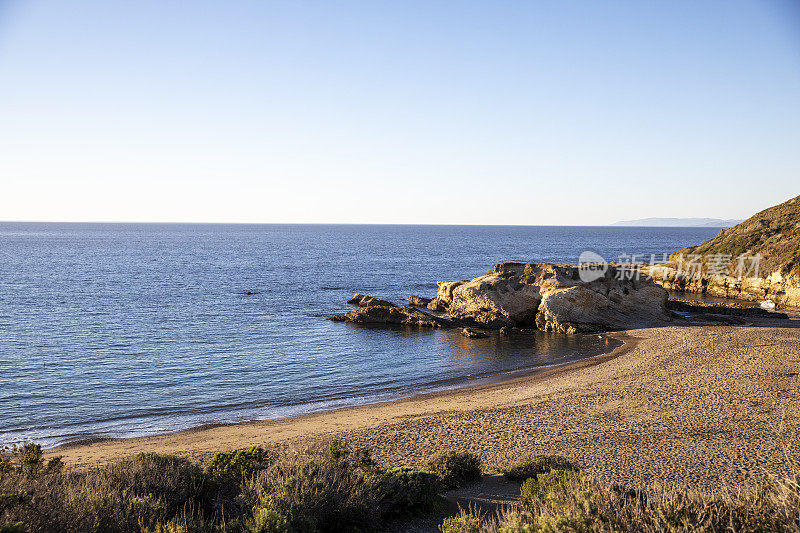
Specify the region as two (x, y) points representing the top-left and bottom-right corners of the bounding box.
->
(671, 195), (800, 280)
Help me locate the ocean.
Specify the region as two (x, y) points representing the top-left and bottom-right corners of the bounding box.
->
(0, 223), (719, 447)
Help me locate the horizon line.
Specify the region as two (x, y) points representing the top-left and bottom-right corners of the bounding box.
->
(0, 220), (733, 228)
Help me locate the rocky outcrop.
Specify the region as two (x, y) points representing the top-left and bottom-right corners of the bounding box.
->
(428, 263), (670, 333)
(332, 262), (670, 333)
(408, 295), (433, 307)
(331, 305), (449, 328)
(347, 294), (396, 307)
(666, 298), (789, 319)
(646, 194), (800, 308)
(642, 264), (800, 309)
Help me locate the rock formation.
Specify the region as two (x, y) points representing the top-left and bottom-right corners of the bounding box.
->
(330, 305), (449, 328)
(347, 294), (396, 307)
(666, 298), (788, 319)
(427, 263), (670, 333)
(643, 194), (800, 308)
(332, 264), (670, 333)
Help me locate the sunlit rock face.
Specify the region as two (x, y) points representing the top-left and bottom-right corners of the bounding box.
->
(428, 263), (670, 333)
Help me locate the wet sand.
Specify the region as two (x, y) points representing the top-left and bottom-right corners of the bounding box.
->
(48, 323), (800, 490)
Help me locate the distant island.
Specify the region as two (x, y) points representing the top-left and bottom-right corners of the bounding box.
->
(611, 217), (742, 227)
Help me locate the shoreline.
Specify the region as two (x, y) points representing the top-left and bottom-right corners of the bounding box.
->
(45, 333), (623, 452)
(45, 321), (800, 492)
(48, 331), (636, 465)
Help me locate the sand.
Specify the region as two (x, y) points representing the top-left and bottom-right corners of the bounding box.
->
(48, 322), (800, 491)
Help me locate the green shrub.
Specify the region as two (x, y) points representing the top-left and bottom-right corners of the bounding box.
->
(520, 469), (582, 507)
(249, 507), (291, 532)
(326, 440), (347, 463)
(496, 510), (537, 533)
(439, 508), (483, 532)
(102, 453), (207, 515)
(367, 467), (441, 516)
(246, 456), (380, 532)
(424, 452), (481, 489)
(498, 468), (800, 532)
(207, 446), (272, 481)
(501, 455), (575, 482)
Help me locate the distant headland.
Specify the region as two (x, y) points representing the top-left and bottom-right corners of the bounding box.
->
(611, 217), (742, 227)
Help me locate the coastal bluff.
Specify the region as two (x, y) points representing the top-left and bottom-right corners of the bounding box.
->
(644, 194), (800, 308)
(332, 262), (670, 334)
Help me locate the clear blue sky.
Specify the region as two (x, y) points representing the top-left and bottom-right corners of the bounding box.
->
(1, 1), (798, 224)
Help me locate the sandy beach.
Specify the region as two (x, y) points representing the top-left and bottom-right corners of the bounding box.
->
(49, 321), (800, 491)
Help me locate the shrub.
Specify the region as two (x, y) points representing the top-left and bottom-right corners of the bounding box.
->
(501, 455), (574, 482)
(367, 467), (441, 516)
(439, 508), (483, 532)
(206, 446), (272, 481)
(500, 469), (800, 532)
(425, 451), (481, 489)
(18, 444), (43, 478)
(102, 453), (208, 515)
(249, 507), (291, 533)
(246, 456), (380, 532)
(519, 469), (582, 507)
(0, 451), (213, 532)
(326, 439), (348, 463)
(495, 511), (534, 532)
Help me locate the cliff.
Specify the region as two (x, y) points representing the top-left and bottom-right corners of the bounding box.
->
(645, 195), (800, 308)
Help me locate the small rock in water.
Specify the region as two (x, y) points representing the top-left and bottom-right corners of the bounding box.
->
(408, 295), (433, 306)
(332, 305), (446, 328)
(347, 293), (396, 307)
(461, 327), (488, 339)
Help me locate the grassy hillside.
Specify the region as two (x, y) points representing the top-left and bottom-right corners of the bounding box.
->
(671, 195), (800, 279)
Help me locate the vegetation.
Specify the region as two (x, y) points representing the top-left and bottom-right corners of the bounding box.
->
(440, 458), (800, 532)
(4, 443), (800, 532)
(0, 441), (441, 533)
(670, 194), (800, 279)
(500, 455), (574, 482)
(439, 508), (483, 533)
(424, 451), (482, 489)
(206, 446), (272, 482)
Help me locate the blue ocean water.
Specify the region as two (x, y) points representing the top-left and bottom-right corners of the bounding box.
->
(0, 223), (719, 447)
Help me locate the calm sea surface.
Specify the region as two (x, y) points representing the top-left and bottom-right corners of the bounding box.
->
(0, 224), (719, 447)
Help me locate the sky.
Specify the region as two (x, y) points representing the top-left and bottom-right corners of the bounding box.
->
(0, 1), (798, 225)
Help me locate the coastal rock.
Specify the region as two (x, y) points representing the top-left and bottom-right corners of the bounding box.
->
(430, 263), (670, 333)
(334, 305), (448, 328)
(665, 298), (789, 319)
(641, 194), (800, 309)
(642, 264), (800, 309)
(460, 327), (488, 339)
(408, 295), (433, 307)
(347, 294), (396, 307)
